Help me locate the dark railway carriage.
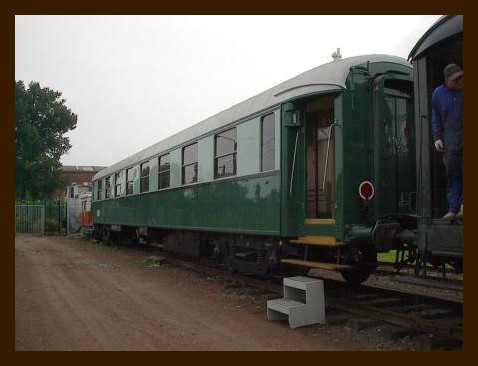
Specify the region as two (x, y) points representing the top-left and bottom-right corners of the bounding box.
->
(92, 54), (415, 283)
(408, 15), (463, 273)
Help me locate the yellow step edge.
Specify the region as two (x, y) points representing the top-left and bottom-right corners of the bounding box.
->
(305, 218), (336, 225)
(281, 259), (352, 271)
(290, 236), (341, 247)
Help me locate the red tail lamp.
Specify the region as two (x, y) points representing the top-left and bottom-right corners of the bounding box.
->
(359, 181), (375, 200)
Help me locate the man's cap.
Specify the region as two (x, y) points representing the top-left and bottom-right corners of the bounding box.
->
(444, 64), (463, 81)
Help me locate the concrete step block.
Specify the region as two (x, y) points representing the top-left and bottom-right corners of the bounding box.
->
(267, 276), (325, 329)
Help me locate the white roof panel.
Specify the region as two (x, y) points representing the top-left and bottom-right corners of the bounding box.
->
(94, 54), (409, 180)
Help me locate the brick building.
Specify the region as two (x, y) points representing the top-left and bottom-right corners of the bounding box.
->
(52, 165), (106, 199)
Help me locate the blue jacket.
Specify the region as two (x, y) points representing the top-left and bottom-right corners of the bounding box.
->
(431, 85), (463, 153)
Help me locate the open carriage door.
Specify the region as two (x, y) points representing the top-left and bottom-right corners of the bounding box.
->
(305, 96), (337, 221)
(373, 75), (416, 218)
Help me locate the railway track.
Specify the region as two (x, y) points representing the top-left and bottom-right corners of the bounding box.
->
(92, 239), (462, 349)
(154, 252), (463, 348)
(376, 263), (463, 289)
(323, 281), (463, 342)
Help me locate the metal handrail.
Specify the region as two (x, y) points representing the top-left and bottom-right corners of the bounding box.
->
(322, 120), (339, 190)
(290, 128), (304, 196)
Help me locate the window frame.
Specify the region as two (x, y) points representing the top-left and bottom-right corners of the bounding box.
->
(126, 168), (134, 195)
(140, 162), (150, 193)
(158, 153), (171, 190)
(105, 176), (111, 199)
(115, 171), (123, 197)
(214, 127), (237, 179)
(182, 143), (198, 185)
(97, 179), (103, 200)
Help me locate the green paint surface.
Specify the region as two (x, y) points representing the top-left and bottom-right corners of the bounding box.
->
(93, 172), (281, 235)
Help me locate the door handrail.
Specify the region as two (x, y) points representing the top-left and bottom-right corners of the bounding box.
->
(290, 128), (304, 196)
(322, 120), (339, 190)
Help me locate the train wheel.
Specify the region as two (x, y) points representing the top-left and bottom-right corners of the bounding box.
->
(340, 267), (371, 284)
(291, 266), (310, 277)
(278, 262), (310, 277)
(340, 245), (377, 284)
(101, 230), (111, 244)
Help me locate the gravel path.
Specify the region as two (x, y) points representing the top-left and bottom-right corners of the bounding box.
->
(16, 235), (348, 351)
(17, 235), (461, 351)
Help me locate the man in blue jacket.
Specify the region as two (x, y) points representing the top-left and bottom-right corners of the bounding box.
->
(432, 63), (463, 222)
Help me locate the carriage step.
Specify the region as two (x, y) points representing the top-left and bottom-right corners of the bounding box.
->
(267, 276), (325, 328)
(304, 218), (336, 225)
(290, 236), (343, 247)
(266, 299), (306, 315)
(281, 259), (352, 271)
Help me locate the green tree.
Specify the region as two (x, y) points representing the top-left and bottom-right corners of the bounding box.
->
(15, 81), (77, 199)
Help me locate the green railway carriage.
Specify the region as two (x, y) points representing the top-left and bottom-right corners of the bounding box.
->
(408, 15), (463, 273)
(92, 54), (415, 283)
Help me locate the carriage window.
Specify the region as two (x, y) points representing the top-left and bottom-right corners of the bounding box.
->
(140, 162), (150, 193)
(126, 168), (134, 195)
(105, 176), (111, 199)
(159, 154), (170, 189)
(215, 128), (237, 179)
(182, 143), (198, 184)
(261, 114), (275, 171)
(97, 179), (103, 200)
(115, 172), (123, 197)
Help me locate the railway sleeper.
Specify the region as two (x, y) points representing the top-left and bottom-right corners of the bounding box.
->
(419, 309), (455, 320)
(388, 303), (433, 314)
(359, 297), (406, 308)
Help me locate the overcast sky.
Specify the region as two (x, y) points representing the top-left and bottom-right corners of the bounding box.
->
(15, 15), (442, 167)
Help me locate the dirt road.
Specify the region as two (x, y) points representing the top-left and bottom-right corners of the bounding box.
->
(15, 235), (351, 351)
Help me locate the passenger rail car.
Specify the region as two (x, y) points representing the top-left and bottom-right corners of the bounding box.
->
(92, 53), (416, 283)
(408, 15), (463, 273)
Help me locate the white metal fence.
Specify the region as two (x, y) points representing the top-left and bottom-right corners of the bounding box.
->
(15, 205), (45, 235)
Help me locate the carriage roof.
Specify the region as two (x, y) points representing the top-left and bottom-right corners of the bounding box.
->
(94, 54), (409, 180)
(408, 15), (463, 61)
